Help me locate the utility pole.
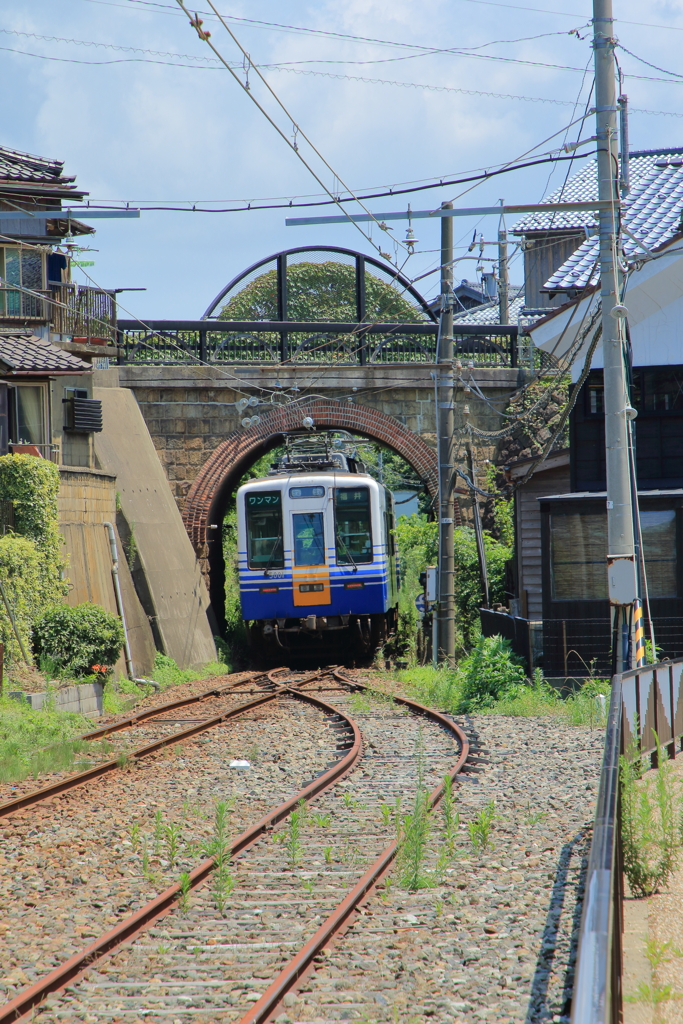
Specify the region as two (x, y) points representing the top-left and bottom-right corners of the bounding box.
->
(498, 205), (510, 325)
(593, 0), (638, 672)
(437, 202), (455, 666)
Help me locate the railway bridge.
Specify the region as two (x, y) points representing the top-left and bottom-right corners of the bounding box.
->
(107, 245), (529, 617)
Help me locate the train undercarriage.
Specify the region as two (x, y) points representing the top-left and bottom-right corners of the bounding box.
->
(246, 609), (396, 666)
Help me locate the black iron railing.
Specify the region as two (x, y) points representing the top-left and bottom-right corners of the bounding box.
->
(116, 320), (519, 367)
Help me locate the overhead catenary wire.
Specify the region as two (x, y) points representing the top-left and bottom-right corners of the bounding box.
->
(70, 0), (683, 40)
(173, 0), (411, 267)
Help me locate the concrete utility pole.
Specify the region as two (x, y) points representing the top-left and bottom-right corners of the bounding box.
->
(437, 202), (456, 666)
(498, 206), (510, 325)
(593, 0), (638, 672)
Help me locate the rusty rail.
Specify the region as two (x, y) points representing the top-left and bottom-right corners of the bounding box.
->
(236, 668), (470, 1024)
(0, 672), (271, 819)
(0, 671), (362, 1024)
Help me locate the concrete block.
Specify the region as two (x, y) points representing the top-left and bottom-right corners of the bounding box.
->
(10, 681), (104, 719)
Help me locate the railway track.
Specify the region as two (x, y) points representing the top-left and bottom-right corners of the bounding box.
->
(0, 667), (470, 1024)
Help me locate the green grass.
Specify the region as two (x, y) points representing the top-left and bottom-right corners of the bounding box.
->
(0, 694), (114, 785)
(103, 655), (232, 713)
(388, 664), (611, 725)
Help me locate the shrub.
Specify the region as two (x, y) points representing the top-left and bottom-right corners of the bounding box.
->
(33, 603), (126, 677)
(0, 535), (45, 663)
(392, 514), (439, 659)
(453, 528), (511, 643)
(458, 634), (527, 711)
(0, 454), (66, 604)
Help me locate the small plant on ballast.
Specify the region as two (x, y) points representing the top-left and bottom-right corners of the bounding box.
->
(468, 800), (498, 853)
(203, 801), (234, 914)
(286, 799), (307, 867)
(178, 872), (192, 913)
(164, 821), (183, 867)
(396, 729), (433, 891)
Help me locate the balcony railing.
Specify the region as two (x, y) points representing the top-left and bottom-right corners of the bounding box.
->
(50, 283), (117, 342)
(0, 282), (117, 344)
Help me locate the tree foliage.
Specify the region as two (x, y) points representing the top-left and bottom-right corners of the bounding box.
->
(218, 262), (425, 323)
(0, 454), (67, 606)
(0, 536), (44, 663)
(453, 527), (510, 643)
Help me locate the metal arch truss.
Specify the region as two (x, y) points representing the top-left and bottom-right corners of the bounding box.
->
(117, 244), (519, 367)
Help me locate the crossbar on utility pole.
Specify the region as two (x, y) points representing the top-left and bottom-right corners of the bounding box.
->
(437, 202), (455, 666)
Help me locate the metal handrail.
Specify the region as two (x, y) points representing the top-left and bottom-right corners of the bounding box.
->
(570, 673), (622, 1024)
(571, 656), (683, 1023)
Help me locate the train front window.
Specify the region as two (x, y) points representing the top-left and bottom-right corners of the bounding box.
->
(335, 487), (373, 564)
(293, 512), (326, 566)
(246, 491), (284, 570)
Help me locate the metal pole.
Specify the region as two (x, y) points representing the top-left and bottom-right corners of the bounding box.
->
(498, 209), (510, 325)
(593, 0), (637, 674)
(437, 202), (455, 666)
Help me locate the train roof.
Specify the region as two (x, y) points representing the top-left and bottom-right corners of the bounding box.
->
(237, 471), (380, 492)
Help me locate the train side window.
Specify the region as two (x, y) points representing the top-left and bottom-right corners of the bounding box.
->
(293, 512), (326, 566)
(245, 491), (284, 570)
(335, 487), (373, 564)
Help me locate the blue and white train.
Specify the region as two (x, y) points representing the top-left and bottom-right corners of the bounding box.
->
(236, 437), (398, 662)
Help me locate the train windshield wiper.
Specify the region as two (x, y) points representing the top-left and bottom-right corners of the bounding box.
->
(336, 533), (358, 573)
(262, 539), (283, 577)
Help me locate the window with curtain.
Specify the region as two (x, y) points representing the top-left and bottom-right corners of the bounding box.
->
(12, 385), (46, 446)
(550, 508), (678, 601)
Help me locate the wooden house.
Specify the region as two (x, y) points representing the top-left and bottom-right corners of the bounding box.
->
(520, 148), (683, 675)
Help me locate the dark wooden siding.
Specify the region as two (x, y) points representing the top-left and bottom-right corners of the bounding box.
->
(571, 369), (683, 491)
(515, 461), (570, 620)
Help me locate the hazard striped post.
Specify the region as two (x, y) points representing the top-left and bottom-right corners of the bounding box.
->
(634, 599), (646, 667)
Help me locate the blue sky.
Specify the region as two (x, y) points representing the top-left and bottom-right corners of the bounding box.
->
(2, 0), (682, 319)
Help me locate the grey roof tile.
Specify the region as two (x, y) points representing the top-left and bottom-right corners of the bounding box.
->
(544, 158), (683, 291)
(512, 148), (683, 235)
(454, 293), (526, 325)
(0, 332), (91, 373)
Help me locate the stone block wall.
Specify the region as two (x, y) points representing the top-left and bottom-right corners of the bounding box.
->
(120, 365), (524, 509)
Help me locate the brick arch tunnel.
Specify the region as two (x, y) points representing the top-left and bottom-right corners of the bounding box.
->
(182, 398), (448, 634)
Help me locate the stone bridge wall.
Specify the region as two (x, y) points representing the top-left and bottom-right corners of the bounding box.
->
(111, 363), (526, 507)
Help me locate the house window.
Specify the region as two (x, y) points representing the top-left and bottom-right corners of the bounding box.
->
(550, 508), (678, 601)
(9, 384), (47, 447)
(0, 247), (45, 317)
(551, 513), (607, 600)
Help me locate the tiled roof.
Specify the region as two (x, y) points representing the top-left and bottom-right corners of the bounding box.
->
(0, 145), (86, 199)
(512, 148), (683, 234)
(0, 332), (91, 373)
(544, 158), (683, 291)
(453, 290), (526, 325)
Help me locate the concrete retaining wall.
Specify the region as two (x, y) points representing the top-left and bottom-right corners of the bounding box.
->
(58, 466), (157, 678)
(10, 681), (104, 717)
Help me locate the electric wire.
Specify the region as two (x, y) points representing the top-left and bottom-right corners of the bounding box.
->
(173, 0), (413, 268)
